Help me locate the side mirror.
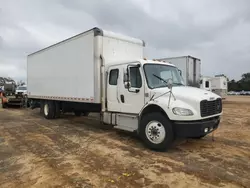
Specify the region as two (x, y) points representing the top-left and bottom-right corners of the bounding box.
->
(124, 71), (129, 83)
(178, 69), (182, 76)
(167, 79), (173, 89)
(124, 64), (141, 93)
(124, 81), (131, 89)
(124, 69), (131, 89)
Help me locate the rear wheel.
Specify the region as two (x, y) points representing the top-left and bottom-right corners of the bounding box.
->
(40, 100), (44, 114)
(139, 112), (174, 151)
(54, 101), (61, 118)
(43, 101), (55, 119)
(26, 99), (31, 108)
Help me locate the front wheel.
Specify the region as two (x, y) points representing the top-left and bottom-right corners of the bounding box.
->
(139, 112), (174, 151)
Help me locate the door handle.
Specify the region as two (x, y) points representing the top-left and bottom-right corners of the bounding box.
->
(120, 95), (125, 103)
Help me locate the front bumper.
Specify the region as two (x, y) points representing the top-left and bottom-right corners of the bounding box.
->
(173, 116), (220, 138)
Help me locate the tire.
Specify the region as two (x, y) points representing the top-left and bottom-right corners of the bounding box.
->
(54, 101), (61, 118)
(40, 100), (44, 114)
(26, 99), (31, 108)
(74, 111), (82, 116)
(43, 100), (55, 119)
(139, 112), (174, 151)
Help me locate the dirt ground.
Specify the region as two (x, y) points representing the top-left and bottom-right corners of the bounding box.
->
(0, 96), (250, 188)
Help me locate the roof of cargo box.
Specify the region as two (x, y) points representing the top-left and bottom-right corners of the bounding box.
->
(28, 27), (145, 56)
(102, 30), (145, 46)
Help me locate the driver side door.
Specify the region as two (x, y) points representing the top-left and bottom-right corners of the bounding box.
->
(119, 63), (145, 114)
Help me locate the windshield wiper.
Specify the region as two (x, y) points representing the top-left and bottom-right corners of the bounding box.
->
(153, 74), (183, 86)
(150, 74), (173, 101)
(153, 74), (169, 85)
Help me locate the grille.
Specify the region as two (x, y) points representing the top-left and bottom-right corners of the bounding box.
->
(200, 98), (222, 117)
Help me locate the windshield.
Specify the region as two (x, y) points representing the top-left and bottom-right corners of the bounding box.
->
(17, 86), (27, 90)
(144, 64), (184, 89)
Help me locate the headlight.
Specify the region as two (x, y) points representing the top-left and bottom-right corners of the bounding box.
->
(172, 107), (194, 116)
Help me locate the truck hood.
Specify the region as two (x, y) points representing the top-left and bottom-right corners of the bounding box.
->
(151, 86), (221, 102)
(149, 86), (222, 121)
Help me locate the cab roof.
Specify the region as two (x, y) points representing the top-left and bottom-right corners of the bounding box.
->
(107, 58), (177, 68)
(142, 59), (176, 67)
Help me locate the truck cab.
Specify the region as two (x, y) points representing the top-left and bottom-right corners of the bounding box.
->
(15, 85), (28, 97)
(104, 59), (222, 150)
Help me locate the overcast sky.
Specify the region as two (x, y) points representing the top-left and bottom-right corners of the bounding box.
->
(0, 0), (250, 81)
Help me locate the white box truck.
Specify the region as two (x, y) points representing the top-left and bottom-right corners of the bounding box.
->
(27, 27), (222, 151)
(211, 76), (228, 99)
(200, 76), (228, 99)
(157, 56), (201, 87)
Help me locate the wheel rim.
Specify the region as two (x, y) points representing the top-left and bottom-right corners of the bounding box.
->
(145, 121), (166, 144)
(44, 104), (49, 116)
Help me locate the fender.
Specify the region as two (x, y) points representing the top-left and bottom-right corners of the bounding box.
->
(139, 97), (200, 122)
(138, 102), (170, 134)
(139, 102), (169, 121)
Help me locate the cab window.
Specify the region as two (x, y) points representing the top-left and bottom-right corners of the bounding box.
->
(130, 67), (142, 88)
(109, 69), (119, 85)
(205, 81), (209, 88)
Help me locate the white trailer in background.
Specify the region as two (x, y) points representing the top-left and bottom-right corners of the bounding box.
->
(157, 56), (201, 87)
(157, 56), (227, 98)
(210, 76), (228, 99)
(200, 76), (227, 99)
(27, 27), (222, 151)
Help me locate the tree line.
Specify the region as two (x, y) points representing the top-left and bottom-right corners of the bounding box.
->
(228, 73), (250, 91)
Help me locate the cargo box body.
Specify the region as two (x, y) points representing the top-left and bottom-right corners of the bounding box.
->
(27, 28), (145, 104)
(157, 56), (201, 87)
